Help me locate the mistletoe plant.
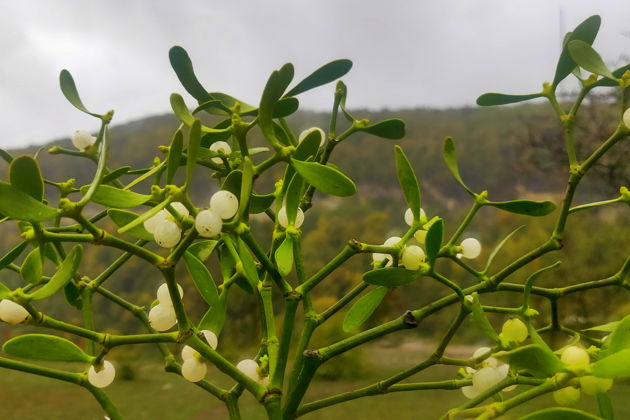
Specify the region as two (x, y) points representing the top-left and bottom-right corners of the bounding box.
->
(0, 14), (629, 420)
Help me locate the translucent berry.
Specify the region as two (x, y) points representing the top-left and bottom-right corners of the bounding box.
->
(210, 141), (231, 164)
(501, 318), (528, 343)
(0, 299), (29, 325)
(153, 219), (181, 248)
(461, 385), (481, 399)
(404, 208), (426, 226)
(88, 360), (116, 388)
(201, 330), (218, 350)
(298, 127), (326, 146)
(460, 238), (482, 259)
(623, 107), (630, 129)
(71, 130), (96, 151)
(169, 202), (190, 218)
(579, 375), (613, 395)
(210, 190), (239, 219)
(383, 236), (402, 248)
(182, 357), (207, 382)
(553, 386), (580, 406)
(401, 245), (425, 270)
(156, 283), (184, 306)
(195, 209), (223, 238)
(236, 359), (259, 381)
(148, 303), (177, 331)
(472, 366), (502, 393)
(561, 346), (590, 366)
(258, 375), (270, 387)
(414, 229), (427, 244)
(181, 345), (197, 361)
(144, 210), (169, 234)
(277, 206), (304, 229)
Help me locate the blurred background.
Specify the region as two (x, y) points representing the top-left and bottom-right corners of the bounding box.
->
(0, 1), (629, 419)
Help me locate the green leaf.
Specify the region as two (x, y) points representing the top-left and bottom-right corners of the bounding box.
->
(337, 80), (355, 122)
(602, 314), (630, 356)
(63, 282), (82, 310)
(168, 46), (213, 103)
(21, 247), (42, 285)
(166, 130), (184, 184)
(193, 99), (231, 116)
(495, 344), (564, 378)
(0, 282), (11, 299)
(584, 321), (620, 333)
(360, 119), (405, 139)
(286, 59), (353, 97)
(3, 334), (93, 363)
(102, 166), (131, 184)
(442, 137), (474, 196)
(10, 156), (44, 201)
(469, 293), (499, 342)
(394, 146), (421, 221)
(198, 292), (228, 334)
(425, 218), (443, 265)
(273, 97), (299, 118)
(187, 240), (218, 262)
(593, 63), (630, 87)
(259, 63), (294, 148)
(117, 199), (169, 234)
(285, 173), (304, 225)
(486, 199), (556, 217)
(209, 92), (257, 115)
(597, 392), (614, 420)
(0, 242), (28, 271)
(0, 182), (59, 222)
(294, 129), (323, 160)
(59, 69), (100, 117)
(108, 209), (154, 241)
(0, 148), (13, 164)
(183, 252), (219, 306)
(79, 184), (150, 208)
(250, 194), (275, 214)
(592, 348), (630, 378)
(520, 408), (602, 420)
(221, 170), (242, 199)
(30, 245), (82, 300)
(170, 93), (231, 134)
(291, 159), (355, 197)
(476, 93), (543, 107)
(483, 225), (525, 273)
(237, 237), (260, 287)
(553, 15), (601, 87)
(568, 40), (616, 80)
(363, 267), (418, 287)
(343, 286), (388, 332)
(275, 236), (294, 277)
(186, 119), (202, 189)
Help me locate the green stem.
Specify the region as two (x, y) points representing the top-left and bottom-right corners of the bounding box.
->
(82, 287), (96, 355)
(446, 200), (482, 247)
(297, 243), (358, 294)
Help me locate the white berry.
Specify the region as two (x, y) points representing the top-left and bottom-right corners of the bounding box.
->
(401, 245), (425, 270)
(414, 229), (427, 244)
(298, 127), (326, 146)
(181, 345), (197, 361)
(461, 385), (481, 399)
(501, 318), (528, 343)
(169, 202), (190, 218)
(383, 236), (402, 248)
(144, 210), (169, 234)
(236, 359), (259, 381)
(461, 238), (482, 259)
(0, 299), (29, 325)
(153, 219), (181, 248)
(88, 360), (116, 388)
(201, 330), (218, 350)
(278, 206), (304, 229)
(71, 130), (96, 151)
(553, 386), (580, 406)
(404, 208), (426, 226)
(561, 346), (590, 366)
(210, 190), (239, 219)
(210, 141), (231, 164)
(148, 303), (177, 331)
(181, 357), (207, 382)
(156, 283), (183, 306)
(195, 209), (223, 238)
(472, 366), (502, 393)
(623, 107), (630, 129)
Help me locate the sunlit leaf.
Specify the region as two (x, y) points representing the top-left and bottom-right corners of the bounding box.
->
(183, 251), (219, 306)
(3, 334), (93, 363)
(568, 40), (616, 80)
(291, 159), (356, 197)
(10, 156), (44, 201)
(343, 286), (387, 332)
(30, 245), (82, 300)
(363, 267), (417, 287)
(79, 185), (150, 208)
(0, 282), (11, 299)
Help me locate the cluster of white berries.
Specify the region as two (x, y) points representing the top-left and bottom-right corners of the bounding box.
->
(144, 202), (189, 248)
(553, 345), (613, 405)
(210, 141), (231, 164)
(372, 208), (429, 270)
(180, 330), (218, 382)
(237, 358), (269, 386)
(88, 360), (116, 388)
(71, 130), (96, 152)
(148, 283), (183, 331)
(0, 299), (29, 325)
(461, 347), (513, 399)
(298, 127), (326, 146)
(195, 190), (239, 237)
(623, 107), (630, 129)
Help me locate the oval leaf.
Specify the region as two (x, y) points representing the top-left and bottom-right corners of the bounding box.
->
(183, 251), (219, 306)
(394, 146), (421, 221)
(198, 292), (228, 334)
(108, 209), (154, 241)
(291, 159), (356, 197)
(259, 63), (295, 148)
(10, 156), (44, 201)
(168, 46), (213, 103)
(273, 97), (299, 118)
(553, 15), (601, 87)
(361, 119), (405, 139)
(0, 242), (28, 271)
(476, 92), (543, 107)
(80, 184), (150, 208)
(469, 293), (499, 342)
(286, 59), (353, 97)
(186, 119), (202, 188)
(568, 40), (616, 80)
(592, 348), (630, 378)
(237, 237), (260, 287)
(166, 130), (184, 184)
(59, 69), (100, 117)
(343, 286), (388, 332)
(3, 334), (93, 363)
(363, 267), (417, 287)
(442, 137), (474, 195)
(486, 199), (556, 217)
(30, 245), (83, 300)
(0, 182), (59, 222)
(250, 194), (275, 214)
(494, 344), (564, 378)
(21, 247), (42, 285)
(520, 408), (602, 420)
(275, 236), (294, 277)
(187, 240), (218, 262)
(593, 63), (630, 88)
(102, 166), (131, 184)
(602, 314), (630, 356)
(425, 219), (443, 265)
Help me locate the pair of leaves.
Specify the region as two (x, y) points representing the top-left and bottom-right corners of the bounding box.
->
(3, 334), (93, 363)
(567, 40), (617, 81)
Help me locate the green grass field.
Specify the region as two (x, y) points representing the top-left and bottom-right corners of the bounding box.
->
(0, 340), (626, 419)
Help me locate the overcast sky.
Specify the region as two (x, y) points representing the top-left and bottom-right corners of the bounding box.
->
(0, 0), (629, 149)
